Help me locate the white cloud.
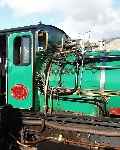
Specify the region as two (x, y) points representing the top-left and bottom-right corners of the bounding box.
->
(0, 0), (55, 15)
(0, 0), (120, 39)
(57, 0), (120, 39)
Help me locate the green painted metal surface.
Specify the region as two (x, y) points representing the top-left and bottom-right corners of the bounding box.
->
(7, 32), (33, 109)
(36, 50), (120, 116)
(81, 51), (120, 111)
(81, 68), (100, 90)
(49, 97), (99, 116)
(36, 51), (100, 116)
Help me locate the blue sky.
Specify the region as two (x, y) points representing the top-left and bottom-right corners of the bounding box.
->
(0, 0), (120, 39)
(112, 0), (120, 8)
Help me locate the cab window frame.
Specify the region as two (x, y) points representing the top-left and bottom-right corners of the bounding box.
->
(36, 30), (48, 52)
(13, 35), (32, 66)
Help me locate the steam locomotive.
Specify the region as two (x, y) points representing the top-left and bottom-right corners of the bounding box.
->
(0, 23), (120, 149)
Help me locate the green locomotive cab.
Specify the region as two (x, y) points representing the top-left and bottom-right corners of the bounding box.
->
(0, 23), (69, 109)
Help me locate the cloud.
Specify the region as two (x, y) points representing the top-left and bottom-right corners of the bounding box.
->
(59, 8), (120, 39)
(57, 0), (120, 39)
(0, 0), (55, 15)
(0, 0), (120, 39)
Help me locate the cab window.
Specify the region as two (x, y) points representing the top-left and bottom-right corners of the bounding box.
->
(13, 36), (31, 65)
(38, 31), (48, 50)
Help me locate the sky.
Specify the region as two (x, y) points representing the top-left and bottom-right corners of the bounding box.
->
(0, 0), (120, 40)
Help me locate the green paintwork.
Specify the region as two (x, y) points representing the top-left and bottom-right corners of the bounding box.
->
(49, 97), (99, 116)
(35, 51), (100, 116)
(81, 51), (120, 111)
(49, 63), (76, 89)
(36, 50), (120, 116)
(7, 32), (33, 109)
(81, 68), (100, 90)
(107, 96), (120, 109)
